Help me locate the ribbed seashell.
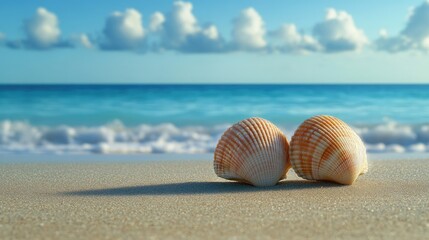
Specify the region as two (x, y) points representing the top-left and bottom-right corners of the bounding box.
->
(214, 117), (290, 187)
(290, 115), (368, 185)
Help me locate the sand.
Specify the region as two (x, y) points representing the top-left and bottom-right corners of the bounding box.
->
(0, 159), (428, 240)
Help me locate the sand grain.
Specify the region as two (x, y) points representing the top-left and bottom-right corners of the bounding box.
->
(0, 160), (428, 239)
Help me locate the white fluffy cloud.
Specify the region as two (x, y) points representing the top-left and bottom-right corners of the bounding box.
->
(0, 32), (5, 47)
(163, 1), (199, 47)
(102, 8), (145, 50)
(149, 12), (165, 32)
(402, 1), (429, 41)
(6, 7), (88, 50)
(375, 31), (413, 53)
(313, 8), (368, 52)
(68, 34), (93, 49)
(271, 24), (321, 53)
(72, 34), (93, 48)
(8, 3), (425, 55)
(25, 7), (61, 48)
(232, 8), (266, 50)
(177, 25), (223, 52)
(79, 34), (93, 48)
(376, 1), (429, 52)
(6, 7), (66, 49)
(160, 1), (223, 52)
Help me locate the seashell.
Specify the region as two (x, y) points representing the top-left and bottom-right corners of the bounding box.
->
(214, 117), (291, 187)
(290, 115), (368, 185)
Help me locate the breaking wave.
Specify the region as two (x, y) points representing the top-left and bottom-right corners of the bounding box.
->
(1, 120), (429, 154)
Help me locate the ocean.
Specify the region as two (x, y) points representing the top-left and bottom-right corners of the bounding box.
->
(1, 84), (429, 154)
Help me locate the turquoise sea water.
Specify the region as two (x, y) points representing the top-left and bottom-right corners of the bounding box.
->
(1, 84), (429, 154)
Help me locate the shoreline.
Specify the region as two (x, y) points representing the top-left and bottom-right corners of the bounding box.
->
(1, 159), (428, 239)
(1, 152), (429, 163)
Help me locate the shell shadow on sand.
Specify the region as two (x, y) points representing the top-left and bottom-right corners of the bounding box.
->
(62, 180), (343, 196)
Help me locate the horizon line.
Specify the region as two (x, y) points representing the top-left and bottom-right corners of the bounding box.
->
(1, 83), (429, 86)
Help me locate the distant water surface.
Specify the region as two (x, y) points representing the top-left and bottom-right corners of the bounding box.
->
(1, 84), (429, 154)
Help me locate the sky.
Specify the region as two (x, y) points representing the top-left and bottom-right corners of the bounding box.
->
(0, 0), (429, 84)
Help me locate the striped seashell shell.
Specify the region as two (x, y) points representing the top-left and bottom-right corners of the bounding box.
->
(290, 115), (368, 185)
(214, 117), (291, 187)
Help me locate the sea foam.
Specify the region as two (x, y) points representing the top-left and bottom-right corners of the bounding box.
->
(1, 120), (429, 154)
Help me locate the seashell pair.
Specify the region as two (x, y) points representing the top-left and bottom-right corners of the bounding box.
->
(214, 115), (368, 187)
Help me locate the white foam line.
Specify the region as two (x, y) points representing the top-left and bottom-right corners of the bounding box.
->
(1, 119), (429, 154)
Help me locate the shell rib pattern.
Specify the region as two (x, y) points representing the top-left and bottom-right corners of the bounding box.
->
(214, 117), (290, 187)
(290, 115), (368, 185)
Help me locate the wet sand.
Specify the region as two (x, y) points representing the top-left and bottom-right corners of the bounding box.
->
(1, 159), (428, 239)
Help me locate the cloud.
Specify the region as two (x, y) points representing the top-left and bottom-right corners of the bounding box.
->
(160, 1), (224, 53)
(4, 4), (410, 55)
(402, 1), (429, 41)
(270, 24), (321, 53)
(0, 32), (5, 48)
(78, 34), (93, 48)
(149, 12), (165, 32)
(232, 7), (266, 50)
(101, 8), (145, 50)
(25, 8), (61, 48)
(313, 8), (368, 52)
(376, 1), (429, 52)
(375, 30), (414, 53)
(176, 24), (224, 53)
(6, 7), (71, 49)
(163, 1), (198, 47)
(71, 34), (93, 48)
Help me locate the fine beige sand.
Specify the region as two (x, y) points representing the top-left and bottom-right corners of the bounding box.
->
(1, 159), (428, 239)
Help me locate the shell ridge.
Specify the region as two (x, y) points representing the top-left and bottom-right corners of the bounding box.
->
(238, 119), (265, 184)
(290, 115), (367, 185)
(215, 124), (252, 180)
(254, 119), (274, 182)
(214, 117), (290, 187)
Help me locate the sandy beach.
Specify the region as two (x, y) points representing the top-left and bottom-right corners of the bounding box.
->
(1, 159), (428, 239)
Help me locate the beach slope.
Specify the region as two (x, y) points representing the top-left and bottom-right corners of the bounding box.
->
(1, 159), (428, 239)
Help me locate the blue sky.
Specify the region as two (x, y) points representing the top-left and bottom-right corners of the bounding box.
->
(0, 0), (428, 83)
